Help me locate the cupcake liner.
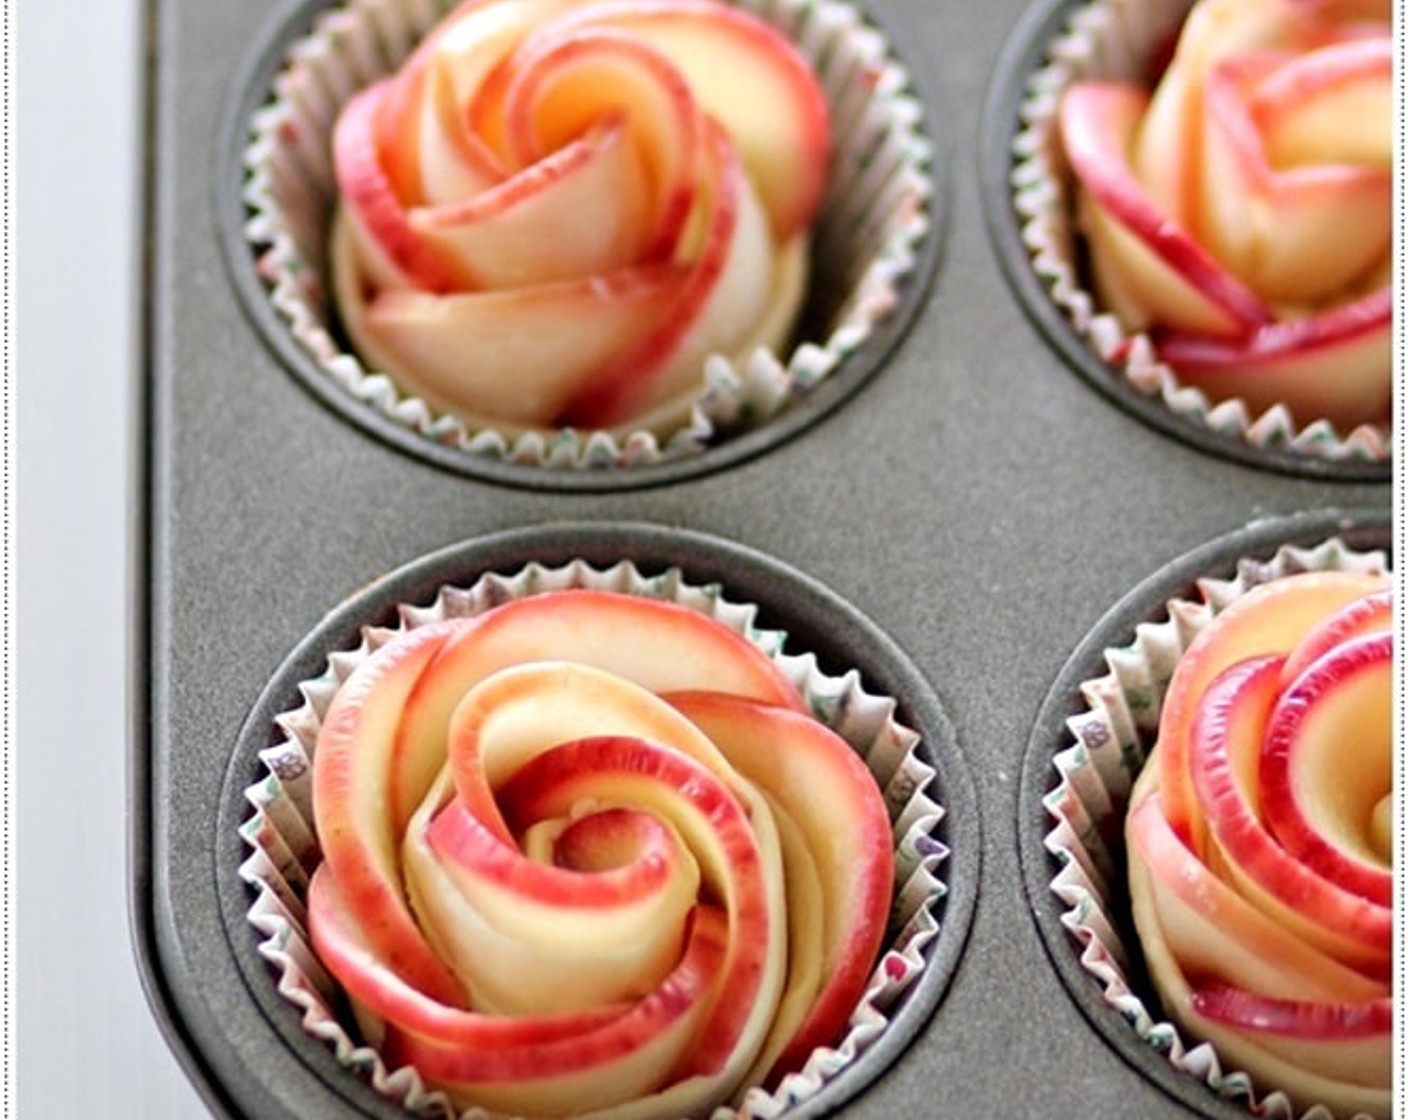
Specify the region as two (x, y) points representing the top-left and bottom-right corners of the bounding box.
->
(1039, 535), (1391, 1120)
(241, 0), (933, 471)
(238, 558), (950, 1120)
(1008, 0), (1392, 466)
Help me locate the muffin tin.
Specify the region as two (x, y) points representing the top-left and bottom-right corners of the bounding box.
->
(133, 0), (1395, 1116)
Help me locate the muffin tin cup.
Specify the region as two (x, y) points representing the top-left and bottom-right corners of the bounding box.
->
(1018, 506), (1392, 1120)
(213, 522), (980, 1120)
(221, 0), (942, 487)
(980, 0), (1393, 482)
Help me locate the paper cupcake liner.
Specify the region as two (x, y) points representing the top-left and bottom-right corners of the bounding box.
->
(1040, 535), (1391, 1120)
(238, 558), (950, 1119)
(1008, 0), (1392, 465)
(241, 0), (933, 471)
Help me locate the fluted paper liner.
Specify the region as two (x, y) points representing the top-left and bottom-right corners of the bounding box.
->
(239, 559), (949, 1118)
(242, 0), (932, 470)
(1009, 0), (1391, 464)
(1040, 536), (1391, 1120)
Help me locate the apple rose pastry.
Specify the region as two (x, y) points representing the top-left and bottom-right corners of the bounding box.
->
(305, 588), (894, 1118)
(1127, 571), (1392, 1119)
(1057, 0), (1391, 432)
(327, 0), (828, 437)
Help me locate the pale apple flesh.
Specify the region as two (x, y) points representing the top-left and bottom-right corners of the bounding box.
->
(1127, 573), (1394, 1116)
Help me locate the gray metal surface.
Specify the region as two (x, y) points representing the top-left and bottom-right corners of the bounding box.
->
(136, 0), (1393, 1117)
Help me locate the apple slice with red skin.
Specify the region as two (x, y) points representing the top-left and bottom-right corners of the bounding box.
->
(311, 619), (469, 1006)
(333, 233), (693, 430)
(1129, 0), (1304, 224)
(1198, 47), (1390, 305)
(334, 81), (464, 293)
(1129, 828), (1394, 1120)
(1250, 35), (1392, 169)
(406, 662), (747, 1016)
(1060, 82), (1271, 338)
(401, 0), (584, 202)
(1190, 983), (1392, 1090)
(666, 690), (893, 1084)
(407, 119), (654, 290)
(438, 659), (746, 840)
(1152, 287), (1392, 430)
(559, 120), (779, 429)
(307, 861), (630, 1042)
(513, 0), (831, 240)
(407, 50), (510, 209)
(390, 589), (804, 821)
(1259, 630), (1392, 906)
(1186, 653), (1391, 978)
(1152, 570), (1390, 847)
(497, 734), (787, 1089)
(1126, 783), (1388, 1005)
(385, 908), (738, 1120)
(1280, 588), (1391, 683)
(489, 27), (705, 259)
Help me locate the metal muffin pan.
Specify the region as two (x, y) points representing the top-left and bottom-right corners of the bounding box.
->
(133, 0), (1395, 1116)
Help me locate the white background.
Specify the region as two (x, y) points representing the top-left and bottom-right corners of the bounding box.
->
(17, 0), (212, 1113)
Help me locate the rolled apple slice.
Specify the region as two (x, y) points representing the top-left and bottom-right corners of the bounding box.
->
(1251, 34), (1393, 169)
(312, 619), (468, 1006)
(1153, 286), (1392, 430)
(1060, 82), (1271, 337)
(516, 0), (831, 238)
(1127, 786), (1388, 1005)
(334, 244), (694, 429)
(497, 733), (787, 1105)
(393, 590), (804, 789)
(383, 906), (734, 1119)
(1190, 983), (1392, 1091)
(384, 47), (512, 212)
(486, 25), (707, 258)
(1186, 653), (1391, 978)
(1259, 630), (1392, 906)
(1152, 569), (1390, 846)
(1129, 842), (1393, 1120)
(1198, 47), (1391, 306)
(1130, 0), (1306, 223)
(558, 121), (782, 429)
(406, 121), (655, 290)
(667, 690), (893, 1084)
(335, 81), (464, 293)
(1279, 587), (1391, 683)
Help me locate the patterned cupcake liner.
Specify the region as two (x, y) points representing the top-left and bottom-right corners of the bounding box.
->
(1009, 0), (1392, 465)
(1040, 534), (1391, 1120)
(238, 558), (951, 1119)
(241, 0), (933, 471)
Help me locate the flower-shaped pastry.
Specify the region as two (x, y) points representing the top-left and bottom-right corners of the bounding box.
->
(1058, 0), (1391, 431)
(308, 589), (893, 1118)
(1127, 571), (1392, 1119)
(329, 0), (830, 437)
